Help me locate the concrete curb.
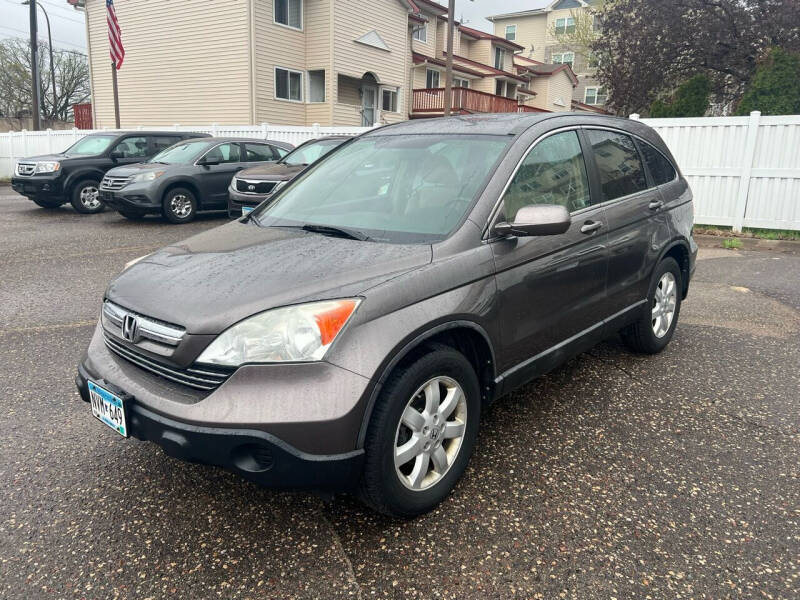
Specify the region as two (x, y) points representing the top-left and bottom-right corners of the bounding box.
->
(694, 233), (800, 255)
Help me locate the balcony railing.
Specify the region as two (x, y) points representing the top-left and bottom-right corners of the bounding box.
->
(412, 87), (548, 115)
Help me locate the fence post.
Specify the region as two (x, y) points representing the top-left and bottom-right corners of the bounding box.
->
(8, 132), (14, 170)
(733, 110), (761, 232)
(174, 124), (180, 131)
(261, 122), (269, 140)
(21, 129), (28, 158)
(211, 123), (219, 137)
(312, 123), (320, 137)
(47, 128), (53, 153)
(72, 127), (79, 143)
(629, 113), (640, 120)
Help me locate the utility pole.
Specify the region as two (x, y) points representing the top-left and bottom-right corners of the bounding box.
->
(443, 0), (455, 116)
(24, 1), (57, 122)
(28, 0), (41, 130)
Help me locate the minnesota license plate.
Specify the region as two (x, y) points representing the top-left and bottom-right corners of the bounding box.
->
(241, 206), (254, 215)
(88, 380), (128, 437)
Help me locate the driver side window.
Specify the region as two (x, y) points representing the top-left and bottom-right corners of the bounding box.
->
(203, 143), (241, 164)
(501, 131), (590, 221)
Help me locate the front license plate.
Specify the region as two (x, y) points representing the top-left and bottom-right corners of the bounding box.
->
(241, 205), (254, 215)
(88, 380), (128, 437)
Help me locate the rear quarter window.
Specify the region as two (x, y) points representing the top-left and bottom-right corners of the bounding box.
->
(638, 141), (677, 186)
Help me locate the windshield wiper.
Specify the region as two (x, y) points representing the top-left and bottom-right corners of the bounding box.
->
(301, 224), (369, 241)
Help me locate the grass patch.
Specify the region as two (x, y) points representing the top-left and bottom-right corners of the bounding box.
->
(722, 238), (743, 250)
(694, 225), (800, 241)
(0, 177), (10, 184)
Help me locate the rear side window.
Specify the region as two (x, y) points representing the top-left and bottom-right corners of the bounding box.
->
(638, 141), (677, 186)
(112, 136), (149, 159)
(586, 130), (647, 202)
(501, 130), (591, 220)
(203, 143), (241, 164)
(244, 143), (277, 162)
(151, 136), (181, 154)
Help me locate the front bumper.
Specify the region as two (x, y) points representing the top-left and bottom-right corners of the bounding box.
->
(11, 175), (65, 199)
(228, 186), (273, 217)
(76, 323), (370, 490)
(100, 183), (162, 214)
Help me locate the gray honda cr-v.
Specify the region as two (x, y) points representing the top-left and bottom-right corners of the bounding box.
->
(76, 113), (697, 517)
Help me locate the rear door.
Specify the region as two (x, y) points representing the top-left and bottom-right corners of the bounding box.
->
(195, 142), (245, 207)
(490, 129), (609, 390)
(583, 128), (672, 321)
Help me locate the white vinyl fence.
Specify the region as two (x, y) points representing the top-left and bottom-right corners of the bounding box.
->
(0, 123), (372, 179)
(634, 111), (800, 231)
(2, 114), (799, 231)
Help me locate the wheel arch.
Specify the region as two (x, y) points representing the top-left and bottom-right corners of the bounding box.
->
(657, 238), (691, 298)
(64, 169), (105, 195)
(356, 319), (498, 449)
(162, 179), (203, 206)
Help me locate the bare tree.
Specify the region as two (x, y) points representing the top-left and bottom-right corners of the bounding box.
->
(0, 38), (90, 124)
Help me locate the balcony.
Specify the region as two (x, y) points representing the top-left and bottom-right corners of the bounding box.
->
(411, 87), (548, 116)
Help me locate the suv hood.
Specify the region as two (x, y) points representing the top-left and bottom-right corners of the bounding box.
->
(19, 153), (67, 162)
(105, 163), (169, 177)
(236, 162), (304, 182)
(106, 221), (432, 334)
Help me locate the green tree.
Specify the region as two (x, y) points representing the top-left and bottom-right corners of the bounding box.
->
(650, 75), (711, 117)
(736, 48), (800, 115)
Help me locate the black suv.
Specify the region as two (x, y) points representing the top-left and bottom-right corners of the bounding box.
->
(11, 131), (208, 214)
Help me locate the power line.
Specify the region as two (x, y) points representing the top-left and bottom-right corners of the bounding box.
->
(0, 25), (87, 51)
(1, 0), (86, 25)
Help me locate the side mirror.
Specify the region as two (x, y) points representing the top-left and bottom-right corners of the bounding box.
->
(109, 151), (123, 160)
(494, 204), (571, 237)
(198, 157), (220, 166)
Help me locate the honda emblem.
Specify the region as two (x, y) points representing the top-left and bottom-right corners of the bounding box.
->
(122, 314), (140, 343)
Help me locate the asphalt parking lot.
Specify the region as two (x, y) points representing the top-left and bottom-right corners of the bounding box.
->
(0, 186), (797, 599)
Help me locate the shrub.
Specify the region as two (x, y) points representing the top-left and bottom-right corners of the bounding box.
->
(736, 48), (800, 116)
(649, 75), (710, 117)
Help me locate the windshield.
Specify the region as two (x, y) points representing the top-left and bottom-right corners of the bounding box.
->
(282, 138), (346, 167)
(255, 134), (510, 243)
(63, 135), (117, 156)
(148, 141), (210, 164)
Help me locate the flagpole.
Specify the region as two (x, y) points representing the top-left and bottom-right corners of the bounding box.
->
(111, 61), (120, 128)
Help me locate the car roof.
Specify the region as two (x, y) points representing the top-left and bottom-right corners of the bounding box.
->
(178, 136), (294, 149)
(84, 131), (210, 138)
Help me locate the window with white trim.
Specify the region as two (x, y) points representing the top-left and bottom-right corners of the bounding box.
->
(505, 25), (516, 41)
(495, 80), (506, 96)
(308, 70), (325, 103)
(413, 23), (427, 42)
(381, 87), (398, 112)
(426, 68), (440, 89)
(274, 0), (302, 29)
(453, 78), (470, 88)
(552, 52), (575, 68)
(584, 86), (607, 106)
(554, 17), (575, 35)
(275, 67), (303, 101)
(494, 47), (505, 70)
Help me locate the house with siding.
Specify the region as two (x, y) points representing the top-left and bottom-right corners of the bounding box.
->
(487, 0), (609, 111)
(78, 0), (592, 127)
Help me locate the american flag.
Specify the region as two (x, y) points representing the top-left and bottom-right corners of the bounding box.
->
(107, 0), (125, 69)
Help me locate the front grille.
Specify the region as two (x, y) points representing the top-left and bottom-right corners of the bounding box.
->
(15, 162), (36, 176)
(104, 334), (233, 391)
(101, 174), (132, 191)
(235, 179), (277, 195)
(103, 300), (184, 346)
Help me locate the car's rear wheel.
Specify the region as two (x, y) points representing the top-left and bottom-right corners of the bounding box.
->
(359, 345), (480, 518)
(70, 179), (104, 214)
(621, 257), (682, 354)
(162, 188), (197, 224)
(31, 197), (64, 209)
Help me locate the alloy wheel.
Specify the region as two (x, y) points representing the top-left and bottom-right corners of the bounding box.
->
(394, 376), (468, 491)
(80, 185), (100, 210)
(170, 194), (192, 218)
(652, 272), (677, 338)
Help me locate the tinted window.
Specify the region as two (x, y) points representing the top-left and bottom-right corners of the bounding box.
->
(257, 134), (510, 243)
(112, 136), (149, 159)
(639, 141), (677, 186)
(502, 131), (590, 220)
(586, 130), (647, 202)
(244, 143), (277, 162)
(151, 136), (181, 154)
(203, 143), (241, 164)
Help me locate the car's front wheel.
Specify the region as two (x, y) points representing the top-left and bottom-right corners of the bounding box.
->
(360, 345), (480, 518)
(621, 256), (682, 354)
(70, 179), (104, 214)
(162, 188), (197, 224)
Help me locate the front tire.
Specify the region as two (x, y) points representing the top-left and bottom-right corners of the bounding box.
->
(621, 257), (682, 354)
(70, 179), (104, 214)
(360, 345), (481, 518)
(162, 187), (197, 224)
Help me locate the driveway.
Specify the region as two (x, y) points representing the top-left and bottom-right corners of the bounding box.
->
(0, 187), (797, 599)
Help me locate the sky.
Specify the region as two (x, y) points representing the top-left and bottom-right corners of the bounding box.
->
(1, 0), (550, 55)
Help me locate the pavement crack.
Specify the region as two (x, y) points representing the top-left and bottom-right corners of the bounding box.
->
(586, 351), (642, 383)
(318, 503), (364, 600)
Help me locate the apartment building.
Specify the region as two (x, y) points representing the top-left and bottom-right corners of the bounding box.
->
(487, 0), (609, 111)
(80, 0), (592, 127)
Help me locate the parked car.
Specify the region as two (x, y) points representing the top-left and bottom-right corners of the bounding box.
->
(76, 113), (696, 517)
(11, 131), (209, 214)
(228, 136), (351, 217)
(99, 137), (294, 223)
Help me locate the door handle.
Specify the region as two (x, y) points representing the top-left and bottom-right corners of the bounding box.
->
(580, 220), (602, 234)
(648, 200), (663, 210)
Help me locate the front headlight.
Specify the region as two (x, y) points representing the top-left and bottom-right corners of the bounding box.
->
(272, 180), (288, 193)
(130, 170), (165, 183)
(196, 299), (361, 366)
(34, 161), (60, 174)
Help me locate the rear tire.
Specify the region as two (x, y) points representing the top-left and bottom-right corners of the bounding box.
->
(31, 197), (64, 209)
(359, 345), (481, 518)
(70, 179), (104, 214)
(621, 257), (682, 354)
(162, 187), (197, 224)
